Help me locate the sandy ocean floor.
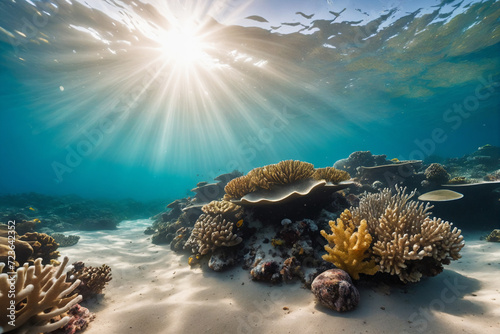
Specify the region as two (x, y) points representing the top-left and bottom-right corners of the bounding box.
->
(60, 219), (500, 334)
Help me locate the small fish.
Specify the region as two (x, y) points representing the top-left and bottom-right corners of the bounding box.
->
(236, 219), (244, 228)
(29, 207), (35, 211)
(33, 218), (41, 223)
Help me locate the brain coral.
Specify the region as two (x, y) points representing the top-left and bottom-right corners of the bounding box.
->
(184, 200), (244, 255)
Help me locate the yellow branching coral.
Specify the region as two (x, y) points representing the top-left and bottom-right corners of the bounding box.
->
(320, 209), (379, 280)
(313, 167), (351, 183)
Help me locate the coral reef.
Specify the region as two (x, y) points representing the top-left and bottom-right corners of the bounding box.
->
(51, 233), (80, 247)
(280, 256), (304, 282)
(320, 209), (379, 280)
(224, 160), (315, 200)
(250, 258), (282, 283)
(208, 248), (239, 271)
(351, 186), (464, 283)
(19, 232), (60, 265)
(356, 161), (423, 188)
(51, 304), (95, 334)
(333, 151), (389, 176)
(223, 175), (256, 200)
(425, 163), (450, 184)
(448, 176), (470, 184)
(486, 229), (500, 242)
(67, 262), (112, 300)
(232, 179), (351, 206)
(0, 193), (162, 233)
(151, 212), (193, 245)
(184, 200), (244, 255)
(0, 257), (82, 333)
(311, 269), (360, 312)
(312, 167), (351, 183)
(191, 170), (242, 204)
(260, 160), (315, 185)
(0, 226), (33, 270)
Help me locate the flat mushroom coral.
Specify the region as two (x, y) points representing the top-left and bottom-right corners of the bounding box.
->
(418, 189), (464, 202)
(232, 179), (352, 206)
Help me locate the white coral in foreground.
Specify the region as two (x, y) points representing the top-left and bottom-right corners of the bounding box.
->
(0, 256), (82, 334)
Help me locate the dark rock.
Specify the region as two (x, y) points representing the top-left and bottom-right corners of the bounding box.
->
(311, 269), (360, 312)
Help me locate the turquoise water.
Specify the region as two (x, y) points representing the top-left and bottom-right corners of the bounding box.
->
(0, 0), (499, 201)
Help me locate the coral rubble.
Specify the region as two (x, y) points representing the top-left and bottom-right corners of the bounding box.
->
(51, 304), (95, 334)
(51, 233), (80, 247)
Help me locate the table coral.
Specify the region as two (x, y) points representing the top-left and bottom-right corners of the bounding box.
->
(320, 209), (379, 280)
(224, 160), (315, 200)
(0, 256), (82, 333)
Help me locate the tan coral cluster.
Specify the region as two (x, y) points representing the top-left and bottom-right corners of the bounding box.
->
(224, 160), (349, 200)
(0, 257), (82, 333)
(0, 227), (33, 270)
(67, 262), (112, 299)
(313, 167), (350, 184)
(320, 210), (379, 280)
(19, 232), (60, 265)
(201, 200), (243, 216)
(350, 186), (464, 283)
(184, 200), (244, 255)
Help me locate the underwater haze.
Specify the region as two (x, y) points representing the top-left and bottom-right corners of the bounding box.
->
(0, 0), (499, 201)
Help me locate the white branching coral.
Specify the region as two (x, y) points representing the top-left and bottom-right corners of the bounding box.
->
(350, 186), (464, 283)
(0, 256), (82, 333)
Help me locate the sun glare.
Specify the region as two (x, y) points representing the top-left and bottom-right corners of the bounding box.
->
(160, 20), (212, 68)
